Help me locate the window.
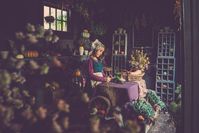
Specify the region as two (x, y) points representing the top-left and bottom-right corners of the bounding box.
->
(44, 5), (68, 32)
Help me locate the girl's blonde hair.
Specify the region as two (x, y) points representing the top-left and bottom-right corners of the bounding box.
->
(91, 39), (105, 60)
(92, 39), (105, 51)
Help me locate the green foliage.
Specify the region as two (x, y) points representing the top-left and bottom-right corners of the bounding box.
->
(169, 101), (179, 113)
(175, 84), (182, 103)
(168, 83), (182, 127)
(0, 70), (12, 87)
(0, 23), (61, 132)
(0, 70), (32, 128)
(9, 23), (59, 56)
(169, 84), (182, 113)
(133, 100), (155, 118)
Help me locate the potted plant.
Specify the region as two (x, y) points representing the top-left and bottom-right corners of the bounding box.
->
(78, 29), (91, 52)
(128, 49), (150, 81)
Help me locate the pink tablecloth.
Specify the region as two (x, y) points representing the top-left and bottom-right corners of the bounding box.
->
(99, 82), (139, 102)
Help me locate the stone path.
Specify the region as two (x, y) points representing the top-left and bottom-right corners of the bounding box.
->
(148, 112), (176, 133)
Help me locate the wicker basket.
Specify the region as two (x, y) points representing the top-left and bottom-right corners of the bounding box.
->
(89, 96), (111, 116)
(128, 71), (145, 81)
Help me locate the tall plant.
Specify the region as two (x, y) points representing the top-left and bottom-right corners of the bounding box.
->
(169, 84), (182, 127)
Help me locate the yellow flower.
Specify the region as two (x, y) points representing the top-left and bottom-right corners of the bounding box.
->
(129, 49), (150, 71)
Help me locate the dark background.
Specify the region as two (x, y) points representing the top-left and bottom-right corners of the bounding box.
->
(1, 0), (199, 133)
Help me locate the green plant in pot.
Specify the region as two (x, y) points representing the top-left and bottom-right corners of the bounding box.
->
(78, 29), (92, 51)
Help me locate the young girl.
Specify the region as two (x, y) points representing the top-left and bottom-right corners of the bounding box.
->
(87, 39), (118, 108)
(88, 39), (111, 88)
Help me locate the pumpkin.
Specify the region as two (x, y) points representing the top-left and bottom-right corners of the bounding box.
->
(24, 50), (39, 58)
(74, 69), (81, 77)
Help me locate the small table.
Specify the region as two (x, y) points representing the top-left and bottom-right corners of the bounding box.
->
(98, 82), (139, 106)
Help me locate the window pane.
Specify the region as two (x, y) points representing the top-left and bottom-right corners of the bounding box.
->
(57, 20), (62, 31)
(57, 9), (62, 20)
(44, 6), (49, 17)
(63, 21), (67, 32)
(44, 6), (50, 29)
(51, 21), (56, 30)
(51, 7), (56, 18)
(44, 21), (49, 29)
(63, 11), (67, 21)
(43, 5), (69, 32)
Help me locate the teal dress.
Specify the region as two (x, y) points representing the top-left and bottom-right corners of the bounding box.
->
(88, 58), (106, 82)
(93, 60), (103, 73)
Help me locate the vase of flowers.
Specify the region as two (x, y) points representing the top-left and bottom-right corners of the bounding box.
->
(128, 49), (150, 81)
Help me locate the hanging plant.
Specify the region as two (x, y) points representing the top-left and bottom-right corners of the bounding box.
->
(91, 23), (107, 37)
(75, 3), (90, 21)
(173, 0), (182, 30)
(44, 16), (55, 23)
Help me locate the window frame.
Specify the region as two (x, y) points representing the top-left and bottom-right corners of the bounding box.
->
(43, 3), (68, 32)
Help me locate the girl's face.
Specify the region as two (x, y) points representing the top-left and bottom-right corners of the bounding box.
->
(95, 47), (104, 58)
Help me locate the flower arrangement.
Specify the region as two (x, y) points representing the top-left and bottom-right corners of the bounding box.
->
(129, 49), (150, 72)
